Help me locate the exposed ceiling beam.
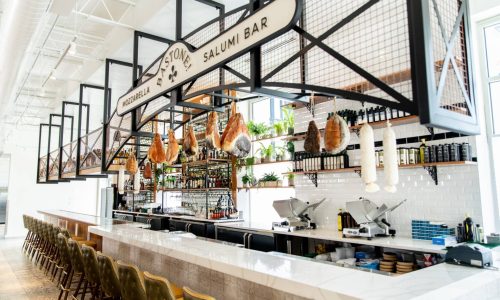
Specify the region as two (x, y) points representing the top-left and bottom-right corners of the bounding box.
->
(72, 10), (135, 30)
(52, 25), (105, 42)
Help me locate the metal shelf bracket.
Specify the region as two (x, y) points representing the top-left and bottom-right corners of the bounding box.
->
(423, 166), (438, 185)
(354, 169), (362, 177)
(305, 172), (318, 187)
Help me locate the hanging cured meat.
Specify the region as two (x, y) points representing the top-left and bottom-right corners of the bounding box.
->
(324, 114), (350, 154)
(360, 123), (379, 192)
(148, 133), (166, 164)
(221, 102), (251, 158)
(133, 171), (141, 195)
(126, 152), (138, 175)
(304, 121), (321, 154)
(205, 111), (221, 150)
(383, 122), (398, 193)
(143, 162), (152, 179)
(118, 166), (125, 195)
(166, 129), (179, 165)
(183, 125), (199, 157)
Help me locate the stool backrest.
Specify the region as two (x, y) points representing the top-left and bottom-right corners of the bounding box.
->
(143, 271), (178, 300)
(116, 260), (147, 300)
(67, 239), (85, 273)
(81, 244), (101, 285)
(96, 252), (122, 298)
(183, 287), (216, 300)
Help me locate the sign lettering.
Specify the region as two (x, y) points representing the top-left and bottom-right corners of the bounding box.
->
(116, 0), (302, 116)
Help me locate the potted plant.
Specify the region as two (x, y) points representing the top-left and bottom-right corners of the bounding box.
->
(275, 146), (285, 161)
(246, 156), (255, 167)
(260, 172), (279, 187)
(282, 107), (295, 135)
(259, 143), (275, 163)
(273, 121), (285, 136)
(285, 141), (295, 161)
(248, 121), (269, 140)
(242, 173), (256, 188)
(287, 173), (295, 187)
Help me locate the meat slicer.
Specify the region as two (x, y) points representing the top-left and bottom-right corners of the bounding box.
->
(342, 198), (407, 239)
(272, 198), (327, 232)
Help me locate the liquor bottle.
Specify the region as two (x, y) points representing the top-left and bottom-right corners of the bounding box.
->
(419, 139), (426, 164)
(337, 209), (343, 232)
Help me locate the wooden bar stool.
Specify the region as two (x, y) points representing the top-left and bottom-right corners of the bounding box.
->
(143, 271), (183, 300)
(60, 228), (97, 249)
(67, 239), (91, 299)
(96, 252), (122, 299)
(81, 244), (103, 299)
(116, 260), (147, 300)
(182, 287), (216, 300)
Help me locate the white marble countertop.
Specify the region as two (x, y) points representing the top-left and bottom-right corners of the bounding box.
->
(216, 222), (447, 254)
(38, 210), (121, 226)
(90, 223), (500, 300)
(112, 209), (244, 223)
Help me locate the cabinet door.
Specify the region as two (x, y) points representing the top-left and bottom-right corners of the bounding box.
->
(169, 220), (188, 232)
(216, 228), (245, 245)
(248, 233), (275, 252)
(187, 222), (207, 237)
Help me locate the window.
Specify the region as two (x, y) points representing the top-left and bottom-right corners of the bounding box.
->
(484, 23), (500, 134)
(250, 97), (285, 124)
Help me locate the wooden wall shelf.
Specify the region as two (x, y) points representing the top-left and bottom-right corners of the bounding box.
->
(284, 116), (419, 142)
(283, 161), (476, 186)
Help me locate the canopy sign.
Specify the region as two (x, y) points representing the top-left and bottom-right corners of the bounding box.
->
(116, 0), (302, 116)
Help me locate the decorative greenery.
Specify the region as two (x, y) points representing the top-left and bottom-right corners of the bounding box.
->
(246, 156), (255, 166)
(260, 172), (279, 182)
(275, 146), (286, 160)
(286, 141), (295, 154)
(282, 106), (295, 131)
(273, 121), (285, 136)
(247, 121), (269, 137)
(242, 173), (257, 185)
(258, 143), (275, 159)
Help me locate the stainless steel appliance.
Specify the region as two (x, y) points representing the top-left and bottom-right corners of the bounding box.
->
(272, 198), (327, 232)
(100, 187), (115, 219)
(342, 198), (406, 239)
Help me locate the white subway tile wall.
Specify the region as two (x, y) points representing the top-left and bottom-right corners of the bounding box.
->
(292, 100), (482, 237)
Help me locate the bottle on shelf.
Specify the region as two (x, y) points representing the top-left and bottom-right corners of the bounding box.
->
(419, 139), (426, 164)
(463, 214), (474, 242)
(337, 209), (343, 232)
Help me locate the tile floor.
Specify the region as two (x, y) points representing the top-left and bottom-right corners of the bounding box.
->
(0, 238), (60, 300)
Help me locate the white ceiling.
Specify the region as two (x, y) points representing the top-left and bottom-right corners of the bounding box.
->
(0, 0), (246, 145)
(5, 0), (497, 142)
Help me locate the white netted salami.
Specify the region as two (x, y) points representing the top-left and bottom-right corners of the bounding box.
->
(383, 122), (398, 193)
(360, 123), (379, 192)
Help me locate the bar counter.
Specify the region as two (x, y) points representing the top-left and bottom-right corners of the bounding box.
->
(90, 223), (500, 299)
(37, 210), (500, 299)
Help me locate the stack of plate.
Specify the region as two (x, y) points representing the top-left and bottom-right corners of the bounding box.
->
(383, 252), (398, 261)
(379, 260), (395, 272)
(396, 261), (414, 274)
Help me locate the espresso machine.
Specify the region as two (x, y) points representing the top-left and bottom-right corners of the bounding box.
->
(342, 198), (406, 239)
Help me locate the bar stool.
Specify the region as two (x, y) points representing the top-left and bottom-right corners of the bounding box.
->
(60, 228), (97, 249)
(81, 244), (103, 298)
(67, 239), (90, 299)
(182, 287), (216, 300)
(96, 252), (122, 299)
(116, 260), (147, 300)
(22, 215), (31, 252)
(143, 271), (183, 300)
(57, 233), (74, 300)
